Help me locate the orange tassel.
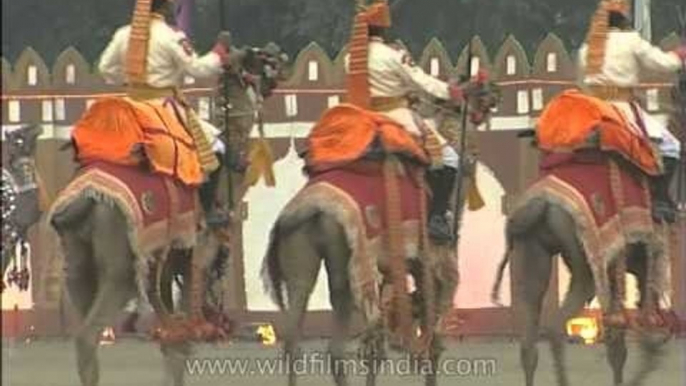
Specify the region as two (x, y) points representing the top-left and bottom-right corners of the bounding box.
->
(127, 0), (153, 85)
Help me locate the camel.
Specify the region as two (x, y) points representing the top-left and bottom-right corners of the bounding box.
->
(1, 124), (44, 290)
(49, 44), (287, 386)
(491, 157), (674, 386)
(261, 85), (498, 386)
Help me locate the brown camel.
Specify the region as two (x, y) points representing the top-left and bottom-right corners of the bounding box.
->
(49, 44), (287, 386)
(52, 201), (209, 386)
(263, 199), (461, 386)
(492, 194), (671, 386)
(260, 90), (498, 386)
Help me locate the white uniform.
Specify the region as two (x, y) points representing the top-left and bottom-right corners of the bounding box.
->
(99, 15), (223, 87)
(578, 30), (683, 159)
(98, 14), (225, 153)
(200, 120), (226, 154)
(346, 37), (459, 168)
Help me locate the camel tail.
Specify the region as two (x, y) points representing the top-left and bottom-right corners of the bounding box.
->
(261, 222), (286, 310)
(491, 239), (512, 306)
(491, 197), (548, 305)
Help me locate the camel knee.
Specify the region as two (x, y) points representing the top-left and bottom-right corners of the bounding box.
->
(100, 269), (133, 287)
(567, 273), (595, 303)
(75, 330), (98, 352)
(93, 254), (135, 291)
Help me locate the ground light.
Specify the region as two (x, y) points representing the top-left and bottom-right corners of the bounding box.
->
(566, 316), (599, 344)
(256, 324), (277, 346)
(99, 327), (116, 346)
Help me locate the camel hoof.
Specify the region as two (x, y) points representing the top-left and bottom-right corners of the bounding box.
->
(604, 313), (628, 329)
(636, 312), (666, 330)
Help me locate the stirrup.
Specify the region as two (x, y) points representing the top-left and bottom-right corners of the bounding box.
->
(205, 210), (231, 229)
(428, 215), (454, 244)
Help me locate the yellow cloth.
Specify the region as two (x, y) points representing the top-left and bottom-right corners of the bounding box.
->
(244, 138), (276, 187)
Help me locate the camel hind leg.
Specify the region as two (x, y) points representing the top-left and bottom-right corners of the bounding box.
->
(63, 231), (98, 386)
(512, 237), (553, 386)
(72, 204), (136, 386)
(603, 255), (634, 386)
(623, 244), (668, 386)
(545, 205), (595, 386)
(158, 250), (193, 386)
(319, 215), (353, 386)
(546, 248), (594, 386)
(278, 218), (325, 386)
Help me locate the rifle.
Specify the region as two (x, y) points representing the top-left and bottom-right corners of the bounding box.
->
(218, 0), (234, 211)
(673, 7), (686, 207)
(452, 0), (479, 242)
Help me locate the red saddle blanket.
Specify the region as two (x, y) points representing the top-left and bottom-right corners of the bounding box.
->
(538, 151), (651, 232)
(50, 161), (198, 256)
(308, 162), (423, 239)
(274, 160), (426, 324)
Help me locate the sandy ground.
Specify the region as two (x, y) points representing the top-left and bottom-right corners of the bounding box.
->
(2, 337), (684, 386)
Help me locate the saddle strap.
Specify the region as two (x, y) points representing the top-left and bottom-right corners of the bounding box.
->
(383, 157), (414, 348)
(608, 160), (628, 311)
(417, 170), (436, 355)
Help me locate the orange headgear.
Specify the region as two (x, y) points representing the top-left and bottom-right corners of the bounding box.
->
(364, 2), (392, 28)
(584, 0), (631, 76)
(346, 0), (392, 108)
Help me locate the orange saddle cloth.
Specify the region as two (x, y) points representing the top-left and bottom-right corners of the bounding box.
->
(305, 104), (429, 171)
(537, 90), (660, 176)
(72, 97), (203, 186)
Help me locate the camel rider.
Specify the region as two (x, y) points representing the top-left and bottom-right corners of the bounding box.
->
(578, 0), (686, 223)
(346, 1), (465, 243)
(97, 0), (231, 224)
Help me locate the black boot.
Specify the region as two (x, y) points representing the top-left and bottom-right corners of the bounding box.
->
(651, 157), (678, 224)
(427, 167), (457, 243)
(199, 153), (230, 227)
